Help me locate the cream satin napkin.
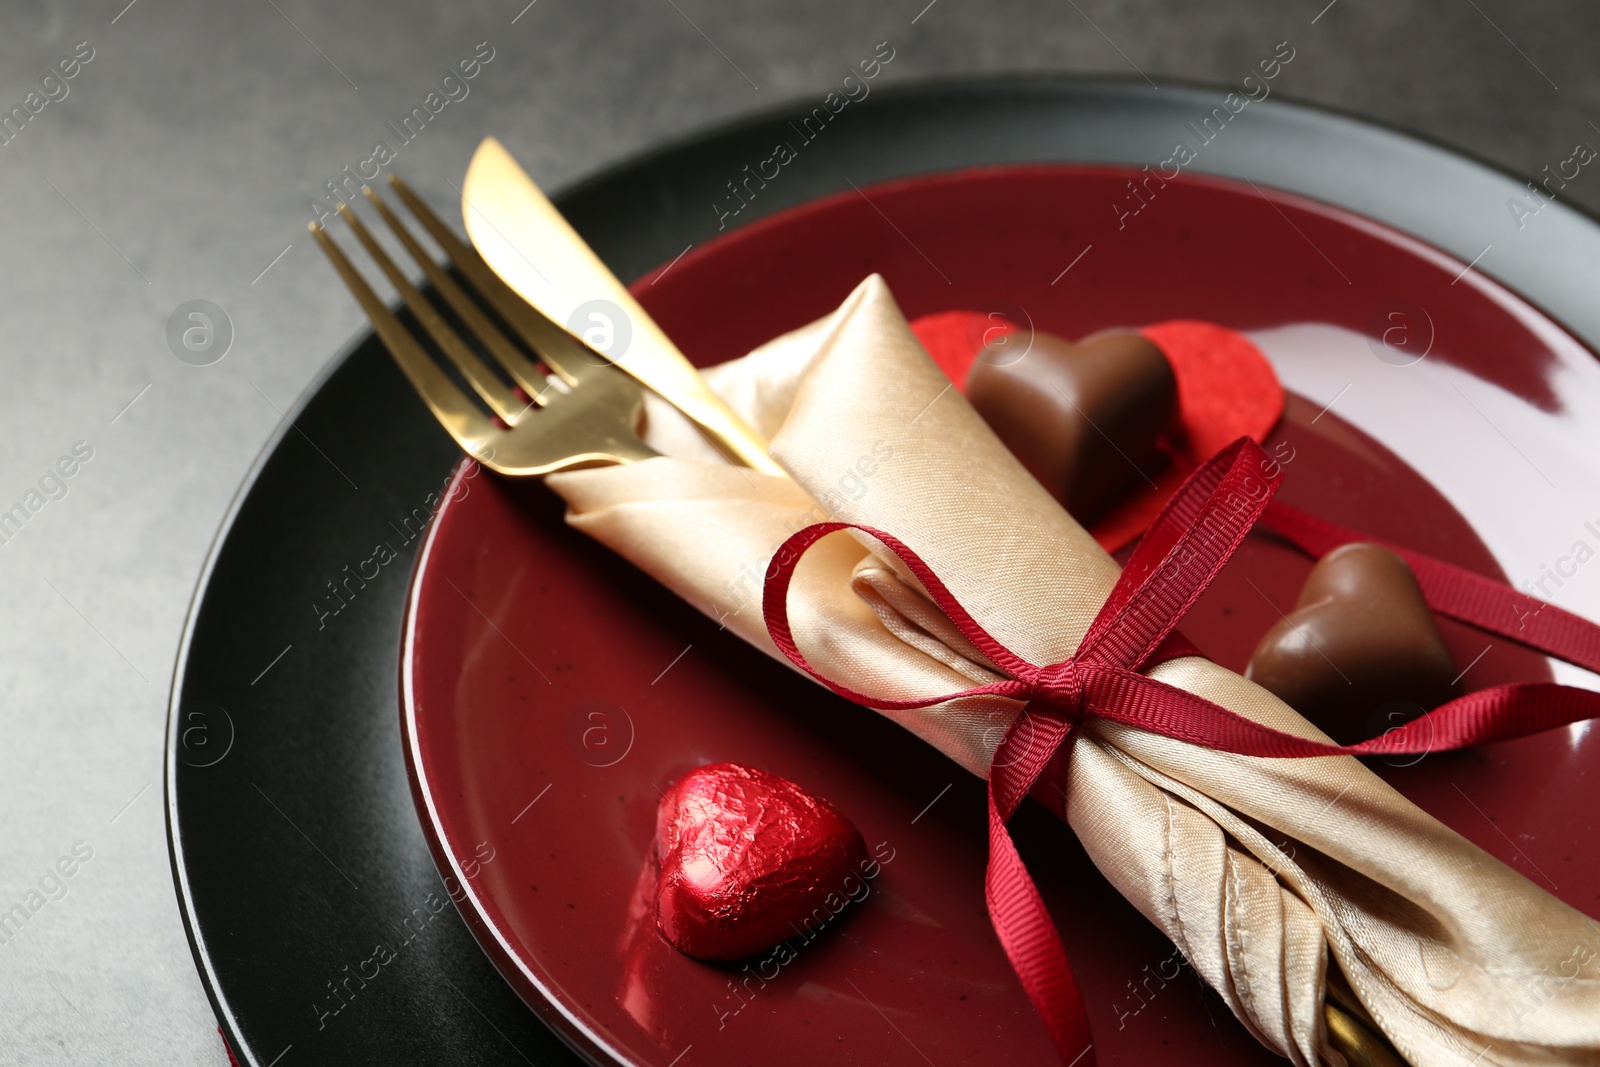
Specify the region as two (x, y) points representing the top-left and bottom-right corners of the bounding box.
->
(548, 276), (1600, 1065)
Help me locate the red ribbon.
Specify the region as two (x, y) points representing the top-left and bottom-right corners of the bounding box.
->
(761, 437), (1600, 1065)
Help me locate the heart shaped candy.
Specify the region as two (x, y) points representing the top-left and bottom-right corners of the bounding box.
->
(654, 763), (868, 960)
(965, 329), (1177, 524)
(1246, 543), (1458, 743)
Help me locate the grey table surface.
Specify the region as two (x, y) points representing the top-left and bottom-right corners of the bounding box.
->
(3, 0), (1599, 1063)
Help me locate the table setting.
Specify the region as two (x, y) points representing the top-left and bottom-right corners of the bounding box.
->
(9, 4), (1600, 1065)
(173, 85), (1600, 1065)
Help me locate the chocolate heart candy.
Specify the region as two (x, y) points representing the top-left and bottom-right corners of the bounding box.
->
(965, 329), (1176, 524)
(654, 762), (867, 960)
(1246, 543), (1458, 743)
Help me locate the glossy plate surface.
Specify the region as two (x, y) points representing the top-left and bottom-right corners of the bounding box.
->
(403, 164), (1594, 1066)
(169, 80), (1600, 1067)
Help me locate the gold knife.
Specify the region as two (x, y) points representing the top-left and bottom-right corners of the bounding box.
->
(460, 137), (783, 476)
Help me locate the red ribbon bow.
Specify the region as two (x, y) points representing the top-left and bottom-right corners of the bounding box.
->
(762, 438), (1600, 1065)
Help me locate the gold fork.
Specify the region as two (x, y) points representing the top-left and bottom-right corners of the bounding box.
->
(310, 176), (658, 474)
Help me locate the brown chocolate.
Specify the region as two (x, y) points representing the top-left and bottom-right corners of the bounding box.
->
(1245, 543), (1458, 743)
(966, 330), (1175, 524)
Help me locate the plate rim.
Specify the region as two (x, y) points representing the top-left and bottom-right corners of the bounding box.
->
(398, 462), (622, 1067)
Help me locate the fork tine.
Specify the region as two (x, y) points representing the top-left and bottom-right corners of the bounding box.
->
(335, 202), (529, 426)
(388, 174), (587, 386)
(309, 222), (500, 457)
(360, 184), (553, 408)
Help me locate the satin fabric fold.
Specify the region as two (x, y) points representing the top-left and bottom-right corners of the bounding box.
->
(547, 276), (1600, 1064)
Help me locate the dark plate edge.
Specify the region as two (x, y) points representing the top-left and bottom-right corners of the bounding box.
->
(552, 72), (1600, 362)
(163, 319), (375, 1066)
(559, 70), (1600, 233)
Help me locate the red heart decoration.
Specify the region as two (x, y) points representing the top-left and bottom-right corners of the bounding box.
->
(908, 311), (1286, 552)
(654, 762), (867, 961)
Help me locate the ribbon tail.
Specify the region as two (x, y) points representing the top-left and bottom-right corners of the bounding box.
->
(986, 763), (1095, 1066)
(1262, 500), (1600, 675)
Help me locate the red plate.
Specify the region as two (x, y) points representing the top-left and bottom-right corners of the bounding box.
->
(402, 165), (1600, 1065)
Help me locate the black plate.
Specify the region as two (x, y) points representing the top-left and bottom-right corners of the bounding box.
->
(167, 76), (1600, 1066)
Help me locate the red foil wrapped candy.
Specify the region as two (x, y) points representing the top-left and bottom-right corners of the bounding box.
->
(653, 762), (868, 960)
